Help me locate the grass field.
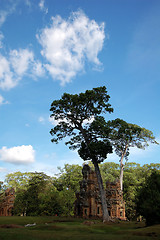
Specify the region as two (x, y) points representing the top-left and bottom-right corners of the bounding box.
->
(0, 216), (160, 240)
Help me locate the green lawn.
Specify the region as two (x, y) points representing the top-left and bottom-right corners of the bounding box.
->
(0, 216), (160, 240)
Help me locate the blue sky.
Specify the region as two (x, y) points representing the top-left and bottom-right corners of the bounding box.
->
(0, 0), (160, 181)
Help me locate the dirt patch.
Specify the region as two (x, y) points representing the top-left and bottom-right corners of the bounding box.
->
(82, 221), (95, 226)
(0, 224), (24, 228)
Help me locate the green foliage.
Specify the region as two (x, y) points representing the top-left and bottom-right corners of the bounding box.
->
(99, 162), (160, 220)
(50, 86), (114, 221)
(123, 163), (160, 220)
(50, 86), (113, 158)
(106, 118), (158, 160)
(53, 164), (83, 216)
(4, 172), (35, 191)
(99, 162), (120, 183)
(136, 171), (160, 226)
(13, 172), (53, 216)
(13, 189), (27, 216)
(55, 164), (83, 192)
(58, 188), (76, 216)
(12, 165), (83, 217)
(2, 162), (160, 220)
(78, 140), (112, 163)
(97, 118), (158, 191)
(0, 181), (5, 194)
(39, 186), (63, 216)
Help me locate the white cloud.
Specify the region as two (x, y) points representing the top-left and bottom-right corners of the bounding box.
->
(0, 94), (9, 105)
(31, 162), (57, 176)
(0, 167), (7, 173)
(0, 95), (5, 104)
(0, 3), (17, 27)
(39, 0), (44, 10)
(0, 54), (15, 90)
(0, 48), (44, 90)
(39, 116), (45, 124)
(39, 0), (48, 14)
(0, 10), (9, 27)
(0, 145), (35, 165)
(37, 10), (105, 85)
(32, 60), (45, 77)
(10, 49), (34, 76)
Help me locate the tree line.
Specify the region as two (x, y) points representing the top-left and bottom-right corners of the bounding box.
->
(0, 162), (160, 225)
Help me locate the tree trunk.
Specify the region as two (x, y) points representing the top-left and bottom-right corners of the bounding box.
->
(119, 145), (128, 191)
(79, 126), (110, 222)
(120, 157), (124, 191)
(93, 160), (110, 222)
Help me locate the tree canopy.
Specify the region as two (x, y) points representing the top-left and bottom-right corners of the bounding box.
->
(50, 86), (113, 221)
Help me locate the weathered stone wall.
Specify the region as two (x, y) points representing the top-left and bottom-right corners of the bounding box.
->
(0, 188), (15, 216)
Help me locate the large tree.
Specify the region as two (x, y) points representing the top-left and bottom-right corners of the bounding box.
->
(89, 117), (158, 190)
(50, 86), (113, 221)
(106, 118), (158, 190)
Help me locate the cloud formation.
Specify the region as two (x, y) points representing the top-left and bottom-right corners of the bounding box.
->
(0, 95), (9, 105)
(0, 145), (35, 165)
(0, 9), (104, 90)
(37, 10), (105, 85)
(10, 49), (34, 76)
(0, 2), (17, 27)
(0, 49), (44, 90)
(39, 0), (48, 14)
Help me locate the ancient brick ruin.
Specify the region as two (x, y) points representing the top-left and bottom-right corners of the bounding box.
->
(75, 165), (126, 220)
(0, 188), (15, 216)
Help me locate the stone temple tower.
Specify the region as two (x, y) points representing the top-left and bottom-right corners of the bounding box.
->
(74, 165), (126, 220)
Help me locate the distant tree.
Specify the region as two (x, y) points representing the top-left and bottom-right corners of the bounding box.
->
(50, 86), (113, 222)
(39, 185), (63, 216)
(58, 188), (76, 216)
(53, 164), (83, 216)
(4, 172), (35, 191)
(99, 162), (120, 183)
(0, 182), (5, 206)
(13, 172), (51, 216)
(56, 164), (83, 192)
(0, 181), (5, 193)
(13, 189), (27, 216)
(123, 163), (160, 220)
(25, 172), (50, 216)
(136, 171), (160, 226)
